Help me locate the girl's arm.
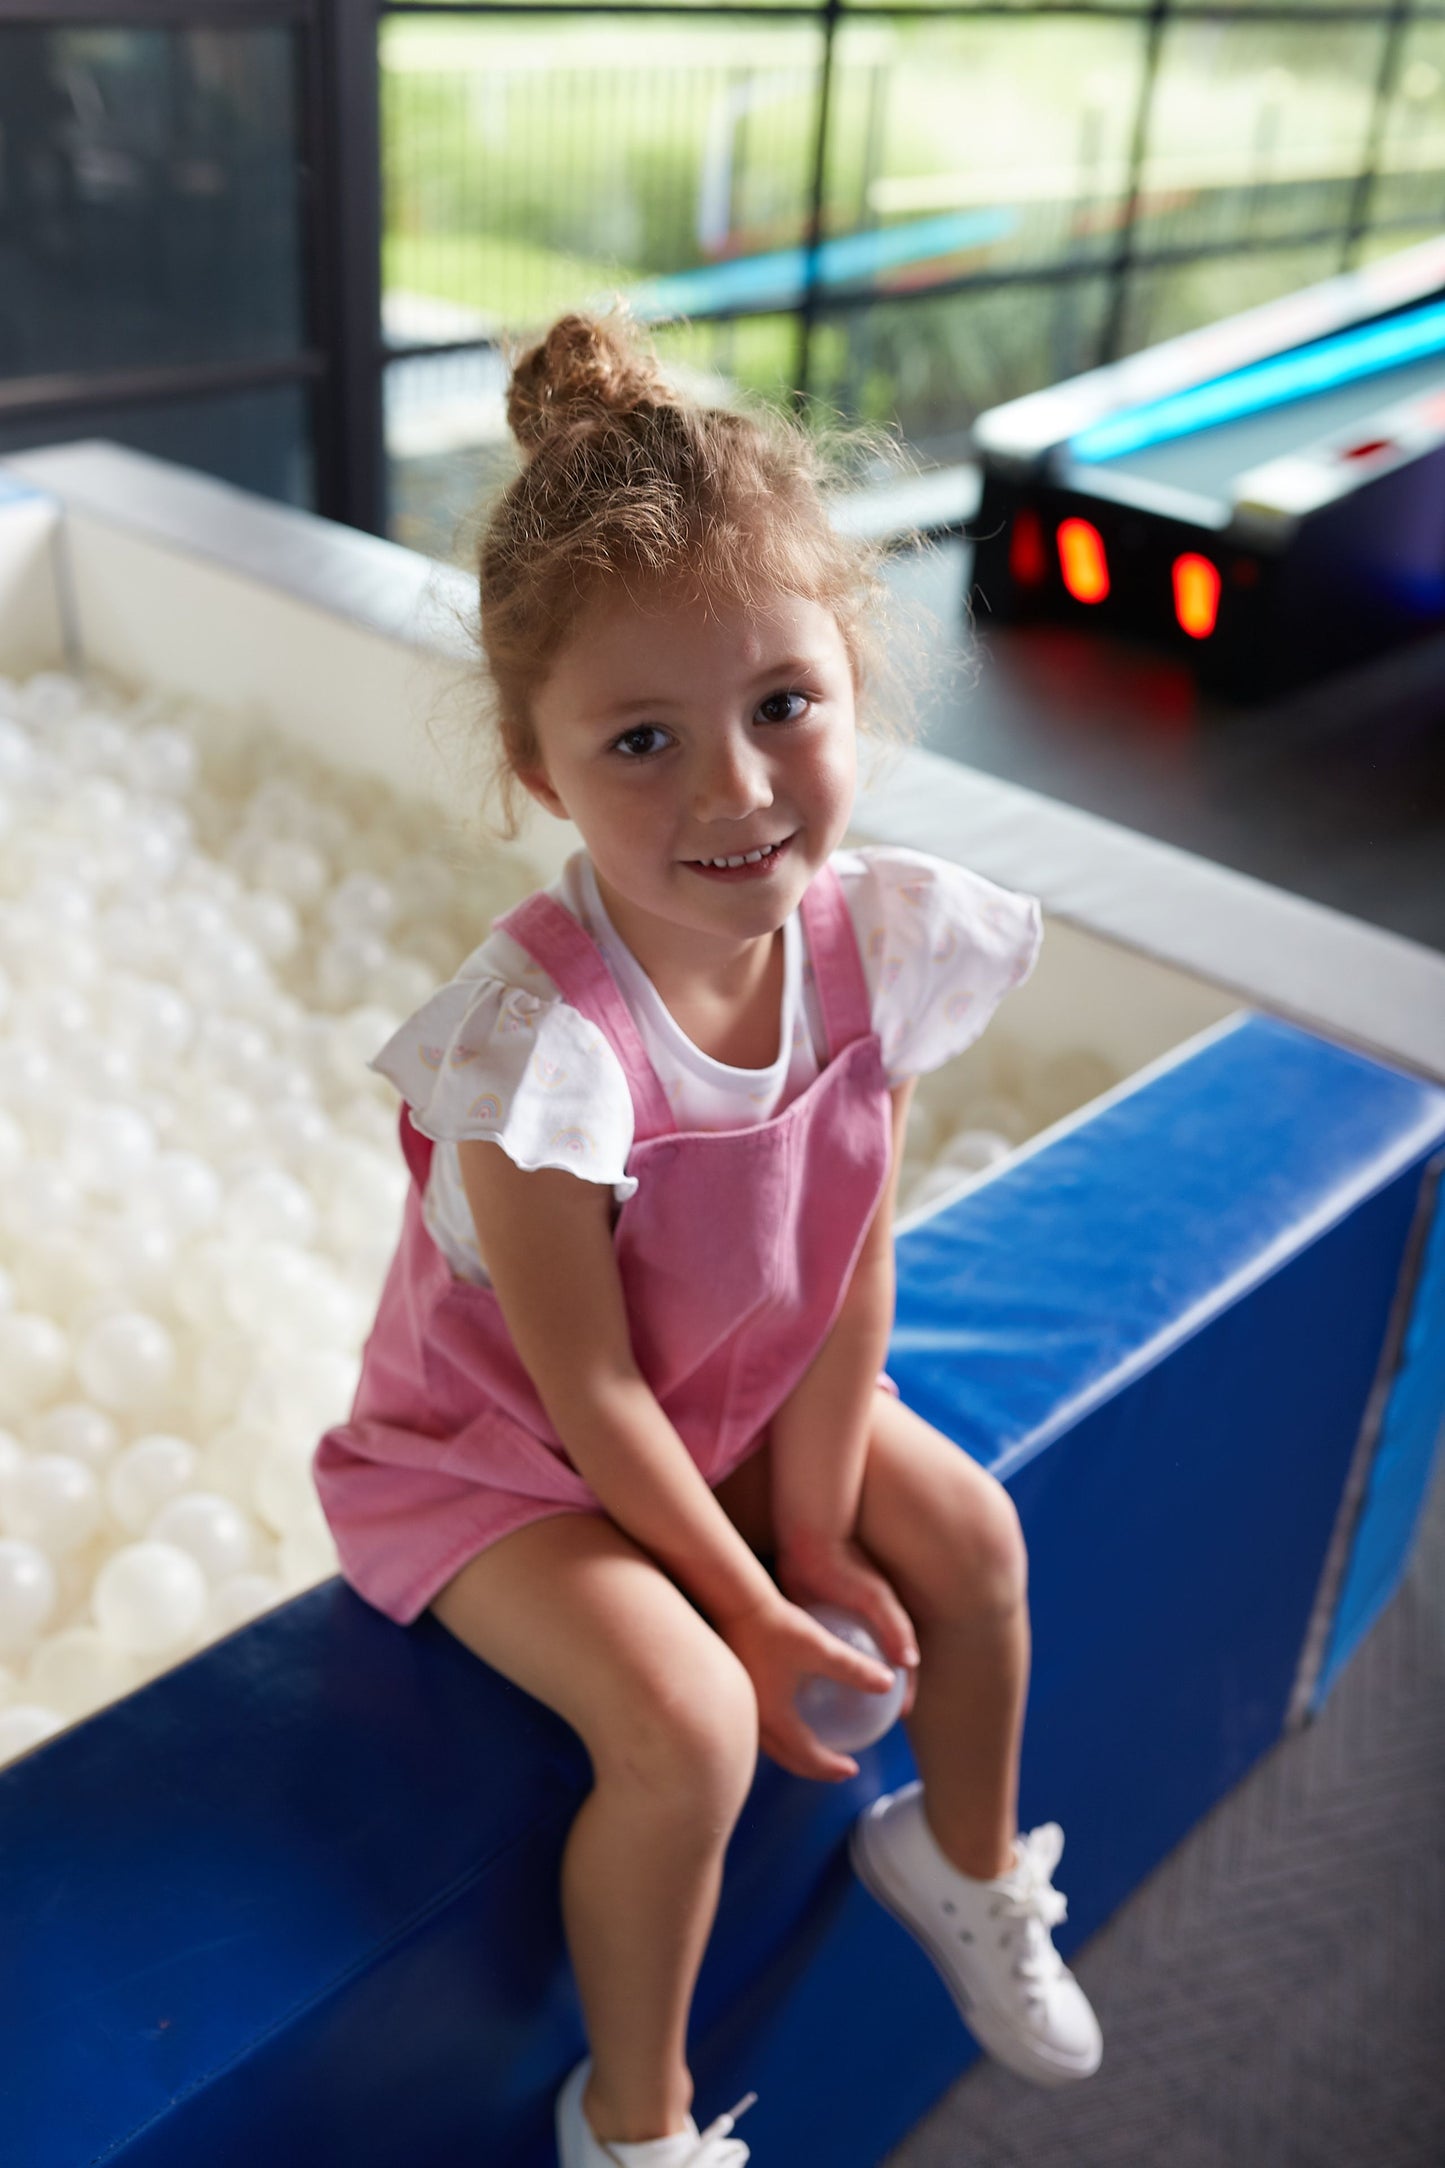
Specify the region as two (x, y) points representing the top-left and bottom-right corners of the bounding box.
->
(769, 1077), (916, 1554)
(457, 1141), (780, 1630)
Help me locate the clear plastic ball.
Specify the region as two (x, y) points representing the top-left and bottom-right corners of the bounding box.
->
(75, 1310), (176, 1415)
(794, 1604), (907, 1752)
(105, 1434), (198, 1535)
(91, 1540), (208, 1655)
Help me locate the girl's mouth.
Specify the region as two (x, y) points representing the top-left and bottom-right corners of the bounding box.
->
(685, 834), (794, 881)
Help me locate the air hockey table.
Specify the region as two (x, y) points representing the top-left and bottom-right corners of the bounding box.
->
(971, 235), (1445, 700)
(1, 445), (1444, 2168)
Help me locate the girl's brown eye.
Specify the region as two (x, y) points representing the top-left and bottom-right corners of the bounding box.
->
(759, 691), (808, 724)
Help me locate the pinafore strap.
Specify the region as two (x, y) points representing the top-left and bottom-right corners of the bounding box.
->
(494, 858), (874, 1145)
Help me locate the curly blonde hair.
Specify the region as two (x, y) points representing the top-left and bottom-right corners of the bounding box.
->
(468, 302), (934, 844)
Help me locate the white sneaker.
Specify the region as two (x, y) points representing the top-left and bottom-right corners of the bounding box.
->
(555, 2054), (757, 2167)
(850, 1782), (1103, 2088)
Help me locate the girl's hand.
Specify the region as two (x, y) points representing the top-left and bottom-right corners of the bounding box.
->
(774, 1529), (919, 1725)
(717, 1589), (902, 1784)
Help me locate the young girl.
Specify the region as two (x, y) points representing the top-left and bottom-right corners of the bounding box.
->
(312, 307), (1102, 2167)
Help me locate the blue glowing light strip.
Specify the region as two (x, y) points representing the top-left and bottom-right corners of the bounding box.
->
(1069, 298), (1445, 465)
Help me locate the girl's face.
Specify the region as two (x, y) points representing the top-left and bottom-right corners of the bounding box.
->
(520, 578), (858, 986)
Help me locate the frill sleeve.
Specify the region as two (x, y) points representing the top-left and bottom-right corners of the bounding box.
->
(852, 845), (1043, 1085)
(367, 971), (639, 1201)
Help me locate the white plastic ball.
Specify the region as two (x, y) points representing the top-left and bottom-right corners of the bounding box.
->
(11, 1233), (113, 1324)
(267, 1097), (332, 1168)
(252, 837), (328, 910)
(389, 851), (458, 925)
(1, 1455), (102, 1557)
(105, 974), (195, 1067)
(254, 1437), (326, 1538)
(76, 1310), (176, 1415)
(148, 1491), (256, 1583)
(794, 1604), (908, 1752)
(0, 1107), (22, 1180)
(146, 1151), (223, 1240)
(939, 1128), (1014, 1175)
(125, 724), (198, 797)
(0, 1161), (83, 1246)
(199, 1420), (280, 1511)
(62, 1101), (158, 1196)
(0, 1703), (66, 1765)
(0, 1540), (59, 1656)
(103, 1204), (177, 1288)
(0, 1430), (24, 1522)
(25, 1402), (119, 1469)
(91, 1541), (208, 1655)
(174, 1082), (261, 1166)
(105, 1434), (198, 1535)
(207, 1571), (287, 1637)
(190, 1013), (272, 1088)
(317, 932), (388, 1011)
(277, 1517), (339, 1595)
(226, 1166), (318, 1247)
(235, 889), (301, 964)
(240, 1349), (360, 1443)
(0, 1313), (71, 1421)
(324, 872), (397, 940)
(24, 1625), (141, 1720)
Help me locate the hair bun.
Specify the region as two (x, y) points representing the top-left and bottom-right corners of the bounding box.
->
(506, 307), (673, 456)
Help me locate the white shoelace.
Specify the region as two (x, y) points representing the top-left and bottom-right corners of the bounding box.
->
(675, 2091), (757, 2166)
(993, 1824), (1069, 2003)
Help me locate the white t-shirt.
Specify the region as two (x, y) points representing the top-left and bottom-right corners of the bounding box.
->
(369, 845), (1042, 1289)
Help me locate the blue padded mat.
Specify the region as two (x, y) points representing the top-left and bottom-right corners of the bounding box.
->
(2, 1013), (1443, 2167)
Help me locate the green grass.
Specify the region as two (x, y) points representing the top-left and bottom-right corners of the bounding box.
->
(384, 232), (640, 330)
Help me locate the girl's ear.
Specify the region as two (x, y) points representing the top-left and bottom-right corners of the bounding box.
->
(516, 764), (569, 822)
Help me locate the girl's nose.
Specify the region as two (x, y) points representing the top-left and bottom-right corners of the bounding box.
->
(692, 731), (775, 823)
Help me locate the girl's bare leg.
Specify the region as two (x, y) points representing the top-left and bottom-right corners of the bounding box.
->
(429, 1514), (758, 2144)
(562, 1777), (733, 2139)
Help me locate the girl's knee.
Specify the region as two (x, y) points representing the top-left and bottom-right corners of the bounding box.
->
(597, 1634), (758, 1814)
(938, 1476), (1028, 1622)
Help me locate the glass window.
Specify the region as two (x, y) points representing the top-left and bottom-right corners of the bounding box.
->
(1117, 242), (1345, 356)
(1134, 22), (1387, 256)
(0, 384), (314, 511)
(1367, 22), (1445, 230)
(821, 17), (1148, 288)
(0, 26), (305, 381)
(808, 278), (1114, 463)
(382, 13), (824, 350)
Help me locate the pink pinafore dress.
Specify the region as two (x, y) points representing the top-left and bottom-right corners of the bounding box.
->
(312, 857), (900, 1625)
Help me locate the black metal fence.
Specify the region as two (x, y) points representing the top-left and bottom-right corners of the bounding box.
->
(1, 0), (1441, 554)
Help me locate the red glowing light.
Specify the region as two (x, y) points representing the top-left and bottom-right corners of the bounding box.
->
(1172, 553), (1221, 640)
(1009, 508), (1048, 587)
(1057, 518), (1110, 605)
